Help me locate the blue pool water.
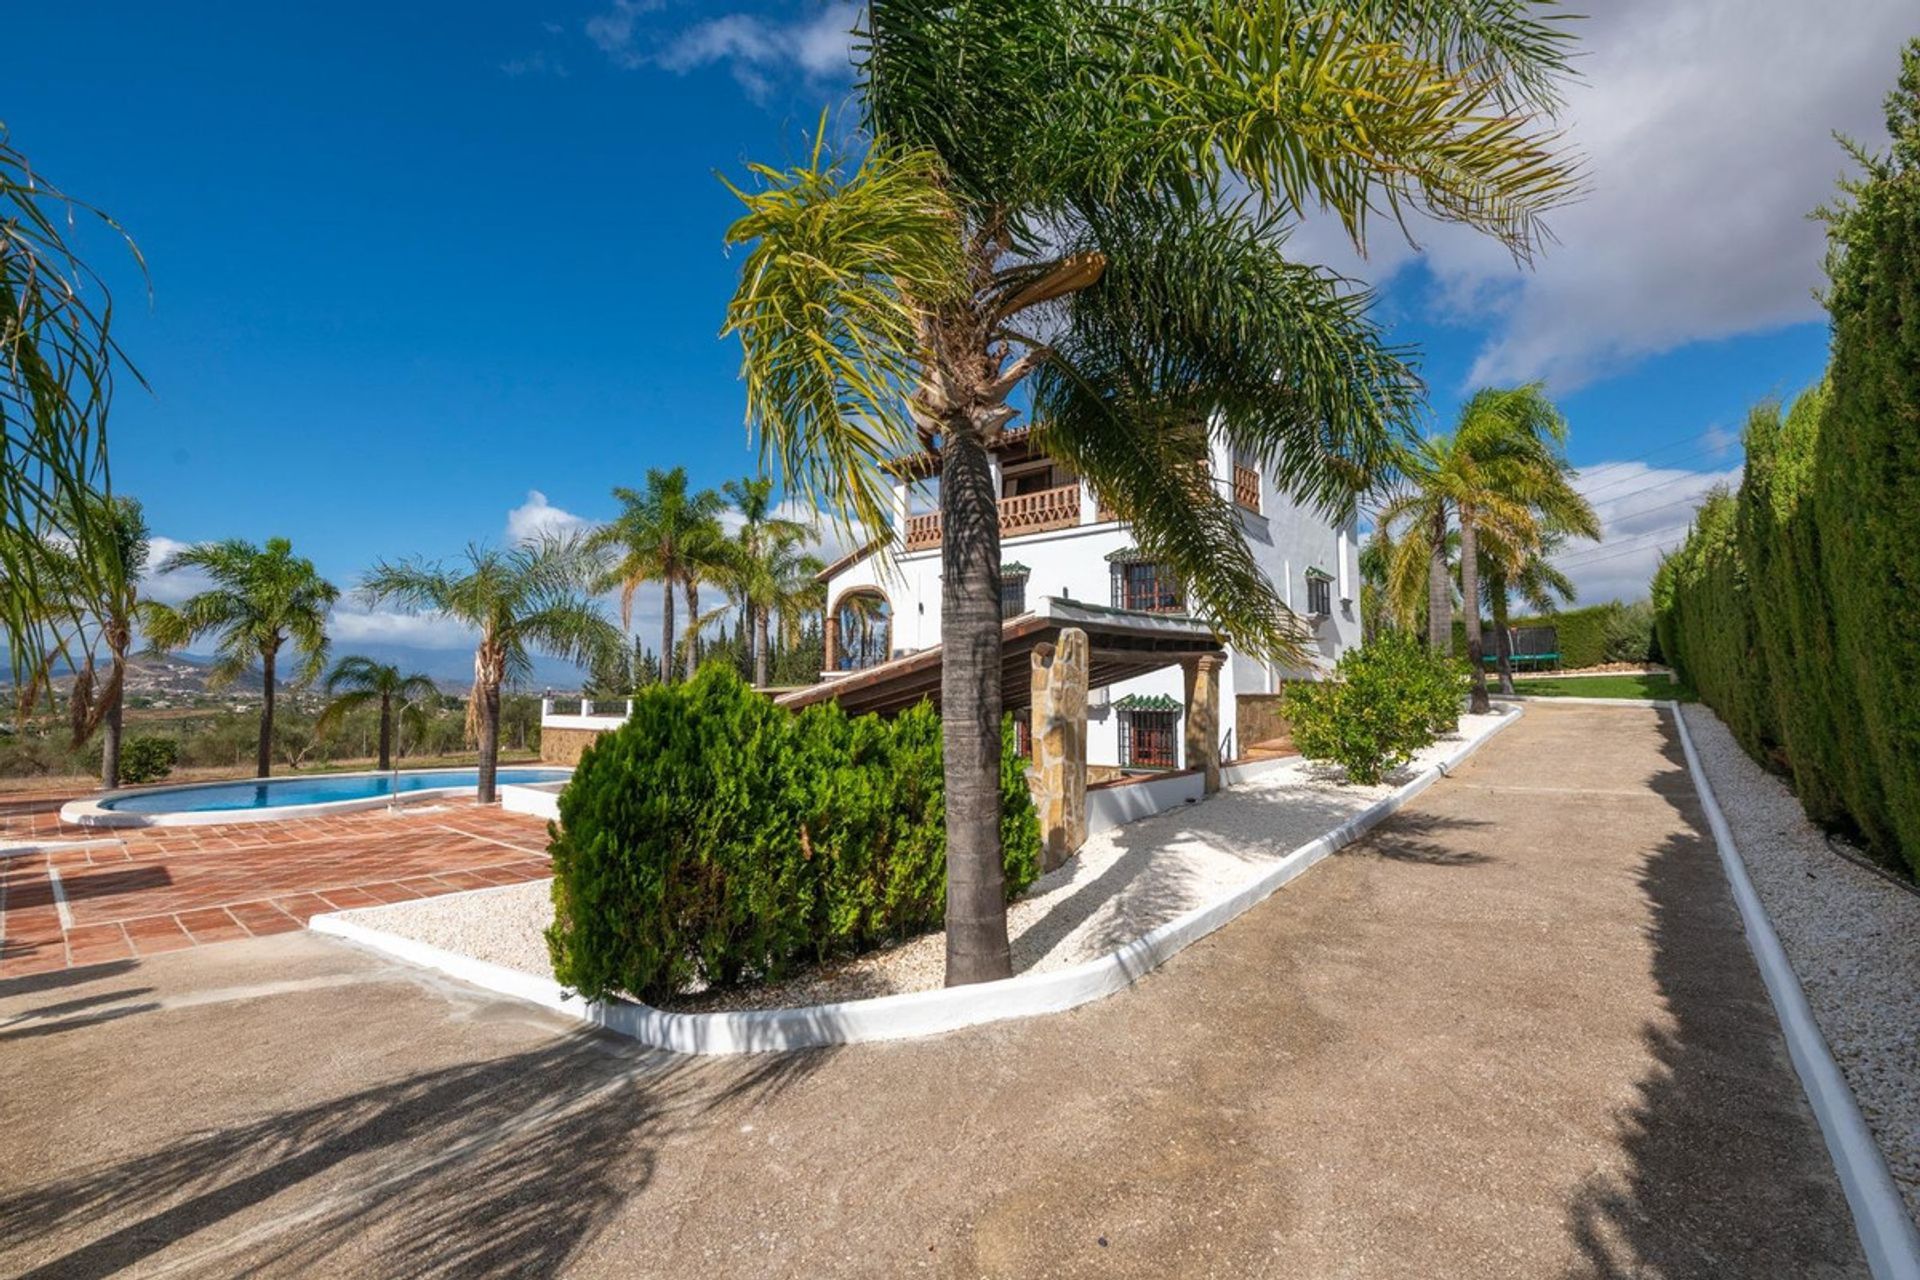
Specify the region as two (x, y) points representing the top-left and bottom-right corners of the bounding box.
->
(99, 768), (573, 815)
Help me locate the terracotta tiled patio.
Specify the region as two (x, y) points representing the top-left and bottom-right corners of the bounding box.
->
(0, 791), (552, 980)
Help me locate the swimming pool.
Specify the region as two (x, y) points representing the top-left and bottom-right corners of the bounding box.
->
(61, 767), (573, 828)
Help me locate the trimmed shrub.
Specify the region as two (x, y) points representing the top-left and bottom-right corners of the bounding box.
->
(1284, 632), (1468, 785)
(83, 733), (180, 784)
(119, 736), (180, 784)
(1656, 41), (1920, 876)
(1600, 600), (1656, 665)
(546, 664), (1042, 1003)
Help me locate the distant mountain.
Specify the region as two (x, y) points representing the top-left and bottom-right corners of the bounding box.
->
(323, 643), (591, 695)
(0, 651), (266, 698)
(3, 644), (589, 699)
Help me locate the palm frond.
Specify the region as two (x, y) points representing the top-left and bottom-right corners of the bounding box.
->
(722, 129), (966, 542)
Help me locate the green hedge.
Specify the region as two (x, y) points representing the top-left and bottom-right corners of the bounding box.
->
(545, 664), (1041, 1003)
(1454, 600), (1656, 668)
(1655, 44), (1920, 877)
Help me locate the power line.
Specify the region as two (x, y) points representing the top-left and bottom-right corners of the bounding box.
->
(1555, 525), (1688, 567)
(1570, 432), (1741, 484)
(1576, 447), (1739, 501)
(1553, 535), (1689, 571)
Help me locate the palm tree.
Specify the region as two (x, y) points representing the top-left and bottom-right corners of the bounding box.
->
(316, 656), (440, 773)
(723, 3), (1579, 985)
(718, 476), (821, 686)
(1377, 385), (1595, 712)
(1480, 526), (1592, 695)
(43, 494), (150, 787)
(1, 130), (145, 706)
(361, 536), (620, 803)
(142, 538), (339, 778)
(588, 468), (727, 686)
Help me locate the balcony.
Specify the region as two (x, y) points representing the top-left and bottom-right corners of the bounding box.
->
(1232, 462), (1260, 512)
(904, 482), (1084, 551)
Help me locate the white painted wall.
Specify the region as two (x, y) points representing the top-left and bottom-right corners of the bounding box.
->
(824, 424), (1362, 767)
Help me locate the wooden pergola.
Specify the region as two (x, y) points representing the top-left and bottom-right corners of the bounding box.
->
(775, 597), (1225, 718)
(779, 598), (1228, 868)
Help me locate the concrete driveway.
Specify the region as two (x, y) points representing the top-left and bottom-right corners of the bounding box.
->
(0, 705), (1866, 1278)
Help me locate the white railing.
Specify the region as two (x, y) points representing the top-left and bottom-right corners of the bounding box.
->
(540, 696), (633, 730)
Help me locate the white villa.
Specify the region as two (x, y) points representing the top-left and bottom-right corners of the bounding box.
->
(816, 424), (1361, 774)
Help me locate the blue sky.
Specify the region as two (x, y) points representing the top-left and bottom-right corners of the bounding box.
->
(9, 0), (1911, 663)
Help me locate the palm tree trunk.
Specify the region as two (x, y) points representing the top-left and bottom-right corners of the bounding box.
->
(377, 692), (393, 772)
(683, 580), (700, 682)
(256, 646), (277, 778)
(1426, 509), (1452, 654)
(476, 678), (502, 804)
(1460, 514), (1490, 714)
(1490, 569), (1517, 696)
(660, 576), (676, 686)
(941, 423), (1013, 987)
(753, 606), (770, 687)
(99, 669), (124, 789)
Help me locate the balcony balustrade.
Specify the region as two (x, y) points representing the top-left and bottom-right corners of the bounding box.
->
(903, 482), (1085, 550)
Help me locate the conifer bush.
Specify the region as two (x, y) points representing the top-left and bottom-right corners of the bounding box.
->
(546, 664), (1041, 1003)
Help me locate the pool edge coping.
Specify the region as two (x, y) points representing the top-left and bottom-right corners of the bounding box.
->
(59, 765), (574, 828)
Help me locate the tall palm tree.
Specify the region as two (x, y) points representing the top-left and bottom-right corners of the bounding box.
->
(41, 494), (150, 787)
(723, 2), (1578, 985)
(316, 656), (440, 773)
(142, 538), (339, 778)
(589, 468), (726, 686)
(1377, 385), (1593, 712)
(1, 130), (145, 706)
(718, 475), (820, 686)
(361, 536), (619, 803)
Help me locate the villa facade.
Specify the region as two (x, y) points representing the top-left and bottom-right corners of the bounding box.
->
(818, 424), (1362, 773)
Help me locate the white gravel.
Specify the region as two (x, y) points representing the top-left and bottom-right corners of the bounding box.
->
(332, 709), (1514, 1014)
(1680, 702), (1920, 1226)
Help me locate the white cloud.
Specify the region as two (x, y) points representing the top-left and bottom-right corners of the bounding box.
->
(589, 1), (859, 96)
(141, 536), (215, 607)
(501, 50), (569, 78)
(505, 489), (594, 546)
(1547, 459), (1742, 605)
(1283, 0), (1910, 391)
(327, 608), (478, 650)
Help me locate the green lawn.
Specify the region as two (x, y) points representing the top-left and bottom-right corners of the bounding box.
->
(1506, 673), (1697, 702)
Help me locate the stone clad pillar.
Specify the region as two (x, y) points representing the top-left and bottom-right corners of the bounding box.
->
(1028, 627), (1089, 870)
(1184, 653), (1224, 794)
(823, 610), (839, 674)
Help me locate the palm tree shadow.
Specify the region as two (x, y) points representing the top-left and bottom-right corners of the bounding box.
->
(1561, 711), (1863, 1278)
(0, 1031), (835, 1279)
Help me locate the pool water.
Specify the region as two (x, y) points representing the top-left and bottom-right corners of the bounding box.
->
(99, 768), (574, 815)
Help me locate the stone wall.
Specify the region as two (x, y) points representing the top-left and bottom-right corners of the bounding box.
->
(540, 727), (608, 766)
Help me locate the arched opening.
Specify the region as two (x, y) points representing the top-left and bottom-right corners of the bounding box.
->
(828, 588), (892, 672)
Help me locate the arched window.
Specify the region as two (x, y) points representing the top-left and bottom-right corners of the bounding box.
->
(832, 590), (892, 671)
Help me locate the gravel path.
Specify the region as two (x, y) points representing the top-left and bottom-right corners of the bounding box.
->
(332, 710), (1513, 1011)
(1680, 702), (1920, 1226)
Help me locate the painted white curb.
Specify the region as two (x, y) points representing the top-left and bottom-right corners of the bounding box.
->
(312, 706), (1524, 1056)
(1672, 702), (1920, 1280)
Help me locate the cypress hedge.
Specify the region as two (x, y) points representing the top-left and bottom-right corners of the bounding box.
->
(546, 664), (1042, 1003)
(1453, 600), (1656, 669)
(1655, 43), (1920, 877)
